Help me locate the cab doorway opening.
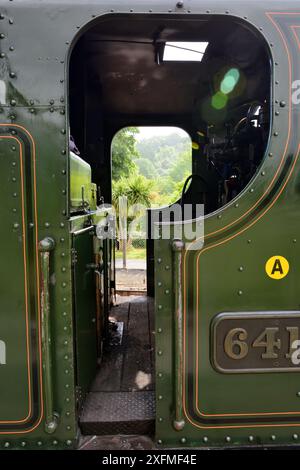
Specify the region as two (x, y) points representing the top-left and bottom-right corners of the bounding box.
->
(68, 13), (271, 442)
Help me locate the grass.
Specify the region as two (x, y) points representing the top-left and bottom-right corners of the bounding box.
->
(115, 247), (146, 260)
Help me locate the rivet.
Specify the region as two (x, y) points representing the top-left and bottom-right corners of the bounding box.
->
(176, 1), (184, 7)
(9, 18), (13, 25)
(61, 128), (66, 134)
(274, 132), (279, 137)
(158, 417), (163, 422)
(50, 107), (54, 113)
(60, 109), (65, 115)
(0, 14), (4, 20)
(10, 99), (16, 106)
(61, 169), (66, 175)
(37, 441), (43, 447)
(275, 111), (280, 116)
(293, 239), (297, 243)
(158, 372), (163, 378)
(64, 340), (68, 345)
(157, 328), (162, 333)
(63, 311), (67, 316)
(293, 434), (298, 440)
(64, 355), (68, 360)
(11, 146), (16, 151)
(13, 223), (19, 229)
(62, 189), (66, 195)
(45, 222), (50, 228)
(225, 436), (231, 442)
(53, 440), (58, 446)
(0, 52), (6, 58)
(157, 440), (162, 445)
(238, 266), (244, 272)
(66, 440), (72, 446)
(158, 281), (162, 287)
(157, 350), (163, 356)
(261, 171), (265, 176)
(0, 33), (5, 39)
(9, 72), (16, 78)
(203, 437), (208, 443)
(60, 222), (65, 228)
(9, 46), (14, 51)
(158, 305), (162, 310)
(269, 152), (273, 157)
(165, 265), (170, 270)
(66, 426), (71, 431)
(180, 437), (187, 444)
(271, 435), (276, 441)
(296, 391), (300, 397)
(157, 258), (162, 263)
(4, 442), (10, 448)
(60, 237), (65, 242)
(61, 267), (66, 272)
(165, 289), (170, 294)
(248, 435), (254, 442)
(235, 203), (239, 208)
(217, 214), (222, 219)
(280, 101), (286, 108)
(60, 97), (65, 103)
(238, 290), (243, 296)
(61, 149), (66, 155)
(65, 369), (69, 374)
(21, 441), (26, 447)
(65, 383), (70, 389)
(158, 395), (163, 400)
(12, 192), (17, 197)
(250, 188), (254, 193)
(12, 177), (16, 182)
(66, 411), (71, 417)
(30, 108), (35, 114)
(247, 239), (252, 244)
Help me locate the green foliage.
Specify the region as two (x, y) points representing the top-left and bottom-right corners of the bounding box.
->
(112, 173), (153, 211)
(112, 129), (192, 209)
(111, 127), (140, 180)
(134, 132), (192, 204)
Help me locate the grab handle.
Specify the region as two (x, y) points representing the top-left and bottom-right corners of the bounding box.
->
(172, 239), (185, 431)
(39, 237), (59, 433)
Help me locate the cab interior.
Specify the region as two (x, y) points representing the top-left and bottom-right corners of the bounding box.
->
(68, 14), (271, 438)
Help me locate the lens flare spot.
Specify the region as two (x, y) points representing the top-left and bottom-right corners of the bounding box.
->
(212, 91), (228, 110)
(220, 68), (240, 95)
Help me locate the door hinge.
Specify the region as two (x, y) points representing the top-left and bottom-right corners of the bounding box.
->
(71, 248), (78, 266)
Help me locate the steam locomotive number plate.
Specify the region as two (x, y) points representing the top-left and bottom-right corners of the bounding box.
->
(212, 312), (300, 373)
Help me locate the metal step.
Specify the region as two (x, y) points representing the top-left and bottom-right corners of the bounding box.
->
(79, 391), (155, 436)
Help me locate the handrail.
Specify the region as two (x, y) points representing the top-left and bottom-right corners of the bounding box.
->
(39, 237), (59, 434)
(172, 239), (185, 431)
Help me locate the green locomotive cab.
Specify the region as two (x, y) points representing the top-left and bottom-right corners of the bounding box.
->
(0, 0), (300, 450)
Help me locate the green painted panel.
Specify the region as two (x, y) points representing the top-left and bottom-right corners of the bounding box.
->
(73, 227), (97, 393)
(0, 138), (31, 422)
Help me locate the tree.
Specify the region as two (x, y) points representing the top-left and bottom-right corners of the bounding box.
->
(111, 127), (140, 180)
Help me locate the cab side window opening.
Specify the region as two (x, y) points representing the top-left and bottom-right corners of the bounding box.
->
(69, 15), (271, 218)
